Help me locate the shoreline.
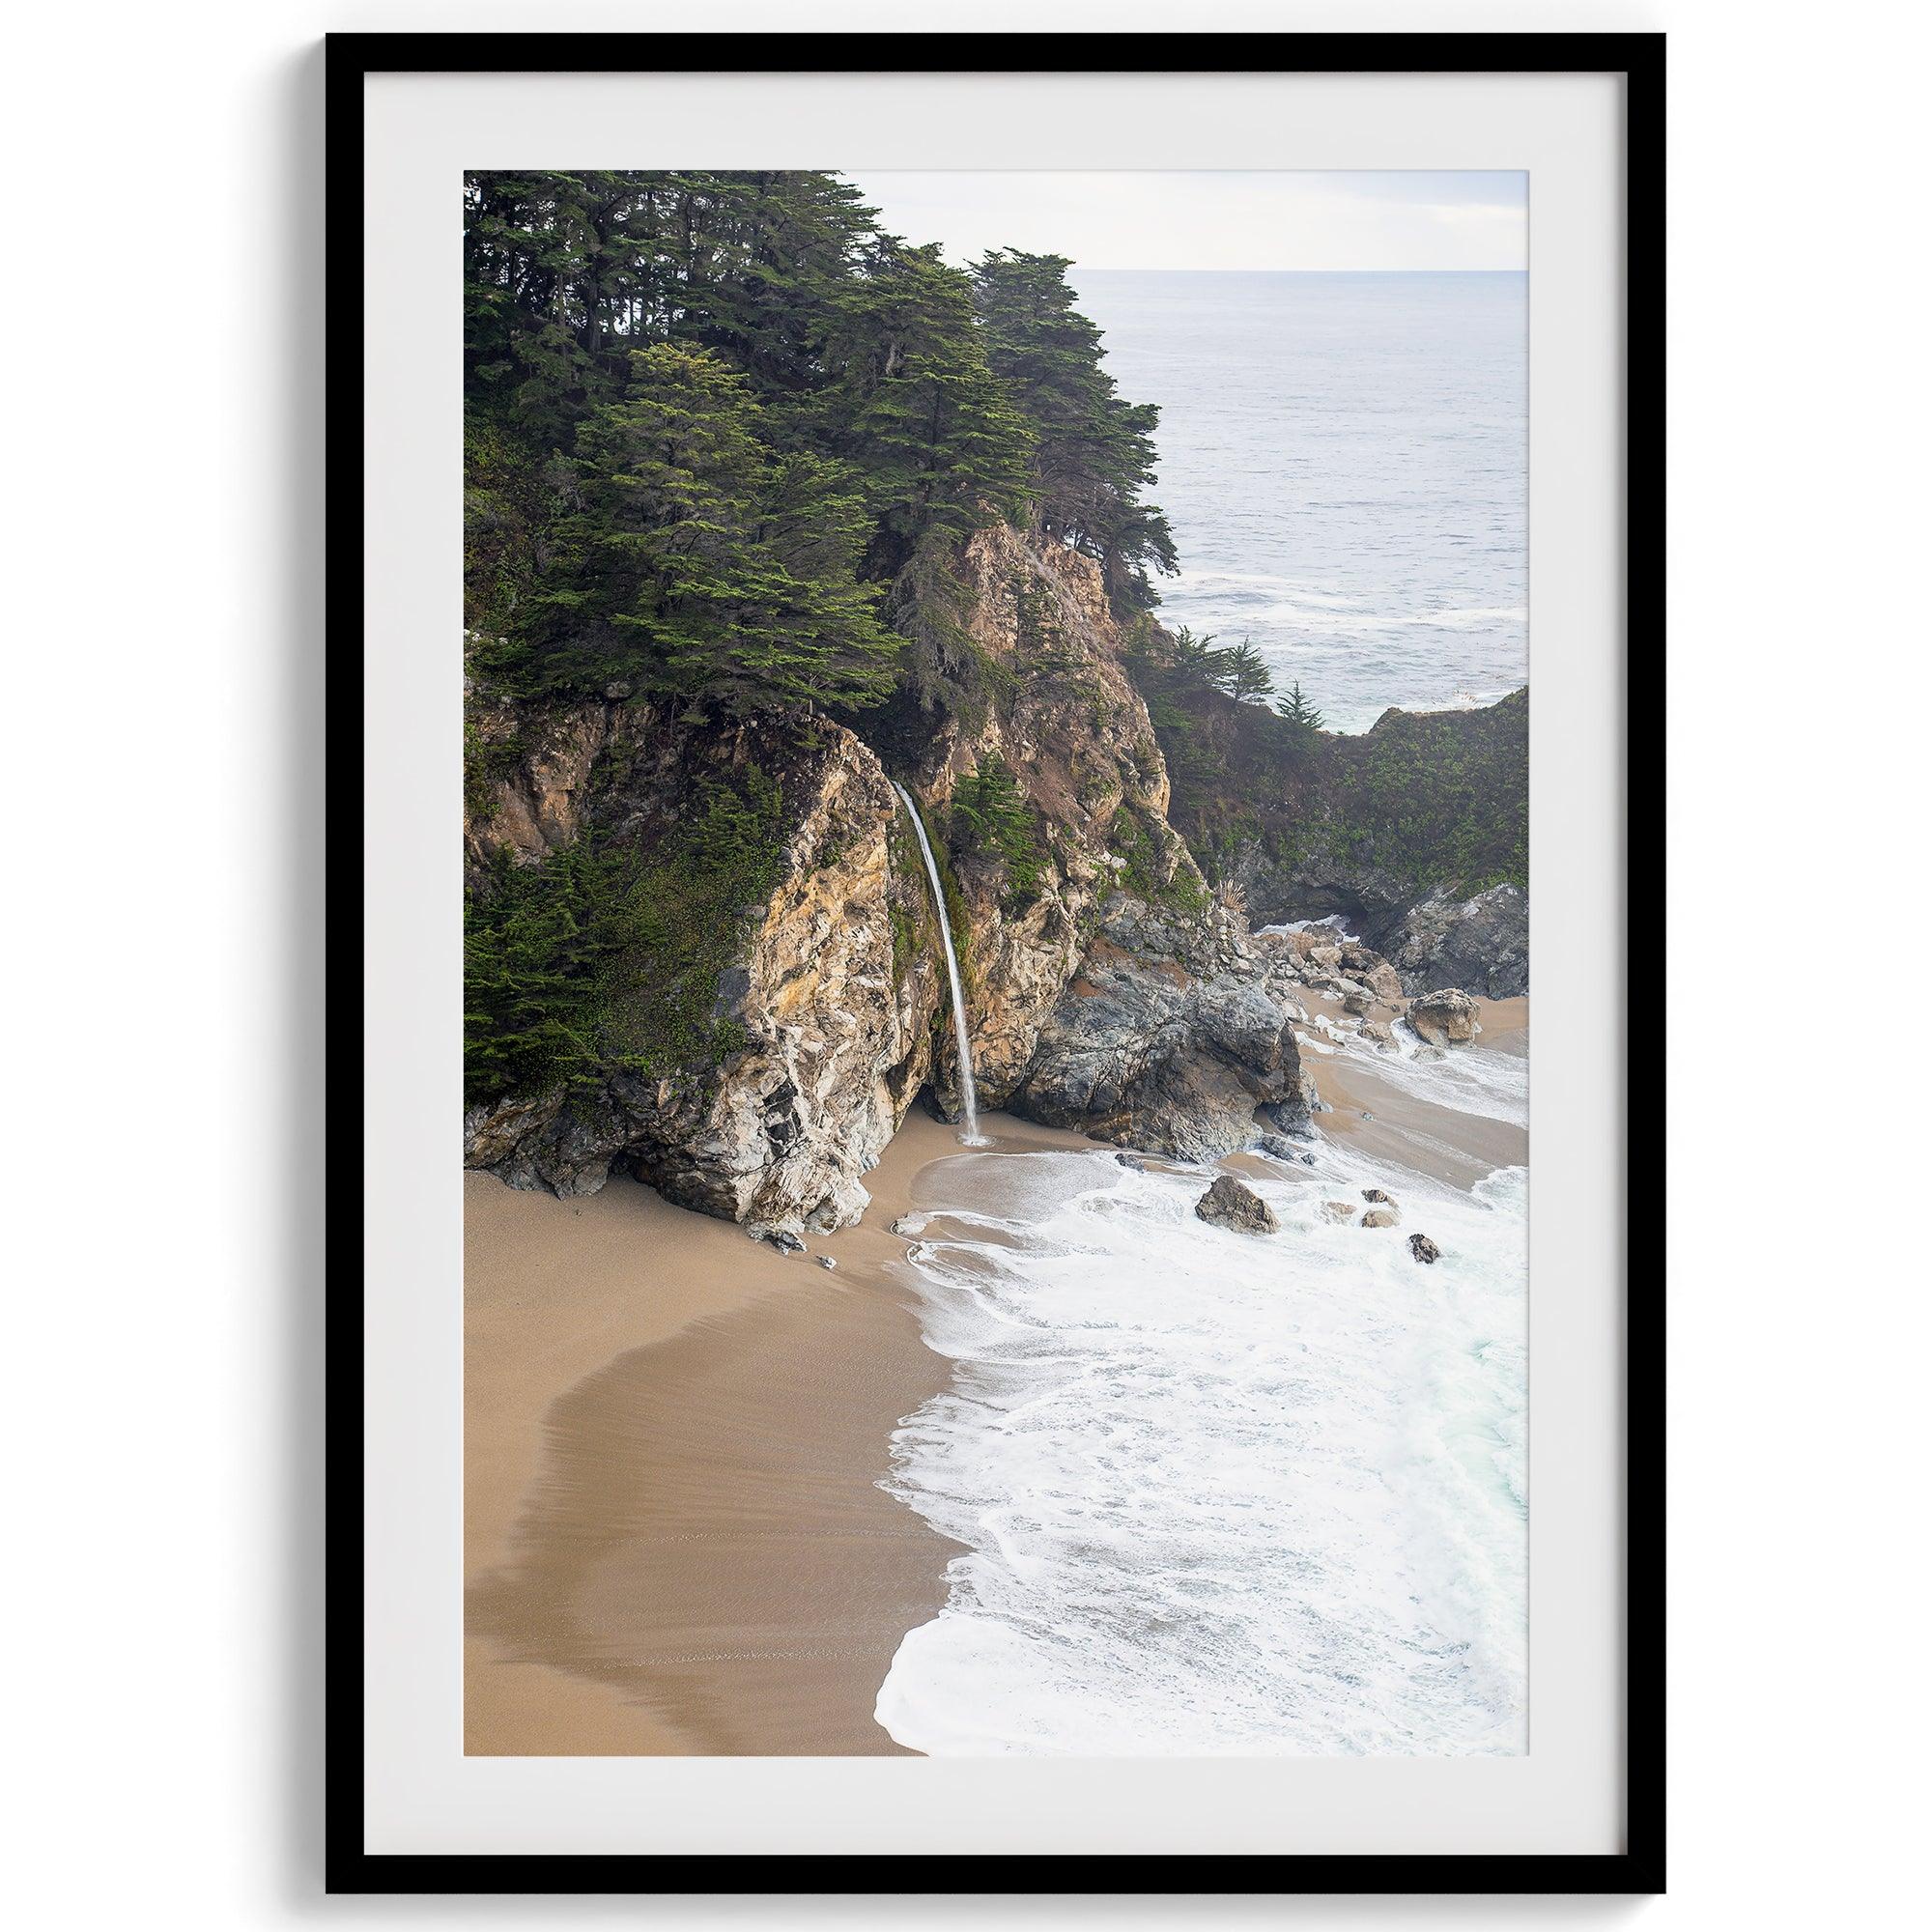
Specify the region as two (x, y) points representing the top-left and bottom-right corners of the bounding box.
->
(466, 1016), (1523, 1756)
(464, 1108), (1087, 1755)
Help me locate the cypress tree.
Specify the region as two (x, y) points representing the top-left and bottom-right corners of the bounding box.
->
(818, 239), (1035, 571)
(972, 249), (1178, 610)
(1276, 681), (1326, 732)
(526, 343), (899, 712)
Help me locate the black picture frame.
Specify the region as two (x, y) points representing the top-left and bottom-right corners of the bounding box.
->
(329, 29), (1663, 1896)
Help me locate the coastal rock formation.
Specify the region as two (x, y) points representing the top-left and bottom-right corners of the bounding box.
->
(887, 522), (1202, 1118)
(1161, 689), (1529, 997)
(1406, 988), (1481, 1046)
(1408, 1234), (1442, 1264)
(1009, 901), (1314, 1162)
(465, 530), (1319, 1228)
(1194, 1174), (1279, 1236)
(1361, 1205), (1401, 1229)
(463, 525), (1516, 1233)
(464, 696), (612, 881)
(1384, 884), (1527, 999)
(465, 704), (944, 1228)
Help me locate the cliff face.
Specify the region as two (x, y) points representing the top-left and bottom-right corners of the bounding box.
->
(465, 704), (941, 1232)
(890, 523), (1206, 1113)
(463, 526), (1317, 1232)
(1151, 684), (1531, 997)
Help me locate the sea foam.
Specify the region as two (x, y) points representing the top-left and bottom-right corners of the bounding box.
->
(875, 1126), (1528, 1756)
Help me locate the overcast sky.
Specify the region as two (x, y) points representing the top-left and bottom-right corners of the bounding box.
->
(848, 171), (1526, 272)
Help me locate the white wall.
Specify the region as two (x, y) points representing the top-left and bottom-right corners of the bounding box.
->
(7, 0), (1926, 1924)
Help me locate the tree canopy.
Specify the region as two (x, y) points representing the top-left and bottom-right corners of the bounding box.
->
(972, 250), (1178, 611)
(464, 172), (1176, 714)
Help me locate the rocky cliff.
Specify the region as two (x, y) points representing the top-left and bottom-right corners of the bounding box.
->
(464, 702), (940, 1234)
(463, 526), (1319, 1234)
(1146, 679), (1530, 997)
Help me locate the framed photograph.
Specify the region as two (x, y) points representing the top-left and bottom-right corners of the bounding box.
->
(338, 29), (1662, 1891)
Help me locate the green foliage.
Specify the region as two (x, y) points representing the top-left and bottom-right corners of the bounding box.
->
(889, 902), (919, 991)
(463, 719), (522, 821)
(1122, 638), (1528, 900)
(463, 764), (786, 1105)
(465, 169), (877, 440)
(1275, 680), (1325, 731)
(465, 173), (1174, 721)
(506, 344), (900, 711)
(972, 250), (1178, 611)
(1321, 699), (1527, 890)
(951, 755), (1045, 908)
(1215, 639), (1275, 704)
(887, 527), (1000, 723)
(818, 240), (1035, 570)
(1108, 806), (1207, 916)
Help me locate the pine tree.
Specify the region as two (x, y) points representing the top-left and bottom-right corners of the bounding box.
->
(1276, 681), (1326, 731)
(818, 239), (1035, 571)
(972, 249), (1178, 610)
(1214, 639), (1276, 704)
(527, 344), (899, 711)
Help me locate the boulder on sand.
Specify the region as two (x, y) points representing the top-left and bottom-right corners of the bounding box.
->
(1406, 987), (1480, 1046)
(1194, 1173), (1279, 1236)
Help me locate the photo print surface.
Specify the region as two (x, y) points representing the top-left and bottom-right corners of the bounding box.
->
(461, 169), (1529, 1758)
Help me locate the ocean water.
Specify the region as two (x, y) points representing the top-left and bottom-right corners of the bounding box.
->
(869, 270), (1530, 1757)
(876, 1094), (1529, 1757)
(1072, 270), (1527, 733)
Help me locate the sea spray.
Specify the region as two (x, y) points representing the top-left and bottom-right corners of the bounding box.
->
(875, 1108), (1528, 1755)
(892, 781), (985, 1146)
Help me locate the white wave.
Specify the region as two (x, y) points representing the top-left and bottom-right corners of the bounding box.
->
(1341, 1028), (1528, 1128)
(1164, 595), (1525, 642)
(876, 1125), (1529, 1757)
(1259, 913), (1363, 945)
(1391, 605), (1527, 632)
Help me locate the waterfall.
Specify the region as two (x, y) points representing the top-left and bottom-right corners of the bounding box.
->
(891, 781), (985, 1146)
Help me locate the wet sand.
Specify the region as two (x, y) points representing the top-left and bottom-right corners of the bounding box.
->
(466, 995), (1522, 1755)
(1299, 993), (1527, 1188)
(464, 1109), (1086, 1756)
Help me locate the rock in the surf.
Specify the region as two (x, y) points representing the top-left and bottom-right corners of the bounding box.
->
(1408, 1234), (1442, 1264)
(1406, 987), (1480, 1046)
(1361, 1205), (1401, 1229)
(1194, 1174), (1279, 1236)
(1010, 901), (1313, 1162)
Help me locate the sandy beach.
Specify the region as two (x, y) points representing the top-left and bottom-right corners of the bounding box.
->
(1296, 993), (1527, 1187)
(466, 1002), (1522, 1756)
(465, 1108), (1088, 1755)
